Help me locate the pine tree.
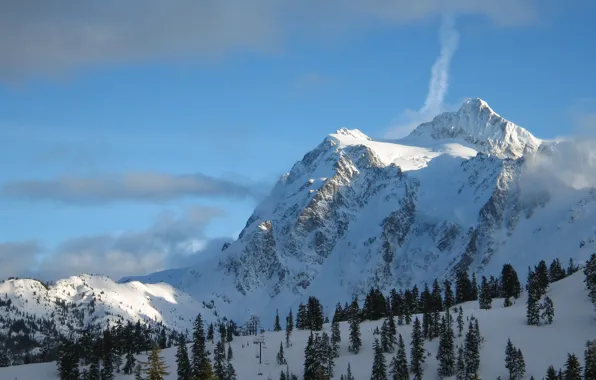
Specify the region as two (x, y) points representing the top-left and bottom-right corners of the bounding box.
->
(88, 358), (100, 380)
(564, 353), (582, 380)
(175, 336), (190, 380)
(457, 306), (464, 337)
(190, 314), (212, 379)
(585, 340), (596, 380)
(455, 270), (472, 304)
(410, 317), (425, 380)
(464, 318), (480, 378)
(331, 320), (341, 358)
(479, 276), (492, 310)
(549, 258), (566, 283)
(371, 338), (388, 380)
(349, 313), (362, 354)
(306, 296), (325, 331)
(389, 334), (409, 380)
(535, 260), (550, 296)
(57, 339), (79, 380)
(213, 340), (226, 380)
(471, 273), (479, 301)
(500, 263), (522, 299)
(455, 345), (465, 380)
(274, 309), (282, 331)
(545, 366), (559, 380)
(437, 311), (455, 377)
(505, 338), (516, 379)
(277, 341), (286, 365)
(443, 279), (454, 310)
(526, 285), (541, 326)
(226, 360), (237, 380)
(207, 323), (214, 344)
(584, 254), (596, 309)
(142, 346), (169, 380)
(297, 303), (307, 330)
(346, 362), (355, 380)
(541, 296), (555, 324)
(568, 257), (578, 276)
(101, 327), (115, 380)
(227, 343), (233, 361)
(512, 348), (526, 380)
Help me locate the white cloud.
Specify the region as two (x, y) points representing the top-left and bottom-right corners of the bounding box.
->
(386, 13), (460, 138)
(2, 172), (264, 204)
(0, 0), (539, 79)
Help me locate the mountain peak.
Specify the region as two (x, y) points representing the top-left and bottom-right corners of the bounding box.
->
(333, 128), (371, 141)
(408, 98), (541, 158)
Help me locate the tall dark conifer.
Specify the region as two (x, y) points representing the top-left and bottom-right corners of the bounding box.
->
(371, 338), (388, 380)
(175, 335), (190, 380)
(410, 317), (424, 380)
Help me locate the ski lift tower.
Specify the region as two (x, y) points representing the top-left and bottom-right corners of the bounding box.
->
(253, 332), (266, 364)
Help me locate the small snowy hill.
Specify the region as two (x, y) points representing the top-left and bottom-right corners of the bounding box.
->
(125, 98), (596, 327)
(2, 270), (592, 379)
(0, 274), (219, 353)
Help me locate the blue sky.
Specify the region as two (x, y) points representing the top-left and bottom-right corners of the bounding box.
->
(0, 0), (595, 280)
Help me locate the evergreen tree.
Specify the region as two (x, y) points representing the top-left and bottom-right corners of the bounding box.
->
(410, 317), (425, 380)
(101, 327), (115, 380)
(456, 270), (472, 304)
(175, 336), (190, 380)
(371, 338), (388, 380)
(541, 296), (555, 324)
(274, 309), (282, 331)
(142, 346), (169, 380)
(286, 309), (293, 348)
(464, 318), (480, 378)
(346, 363), (355, 380)
(190, 314), (212, 379)
(584, 254), (596, 309)
(535, 260), (550, 296)
(437, 311), (455, 377)
(387, 313), (397, 352)
(545, 366), (558, 380)
(470, 273), (479, 301)
(568, 257), (578, 276)
(331, 320), (341, 358)
(585, 340), (596, 380)
(297, 303), (307, 330)
(57, 339), (79, 380)
(563, 353), (582, 380)
(500, 263), (522, 299)
(479, 276), (492, 310)
(455, 345), (465, 380)
(207, 323), (214, 344)
(227, 343), (233, 361)
(226, 361), (237, 380)
(306, 296), (325, 331)
(213, 340), (226, 380)
(349, 312), (362, 354)
(549, 258), (566, 283)
(512, 348), (526, 380)
(389, 334), (409, 380)
(89, 359), (100, 380)
(443, 279), (454, 310)
(526, 286), (541, 326)
(277, 341), (286, 365)
(432, 279), (444, 312)
(503, 297), (512, 308)
(505, 339), (516, 379)
(457, 307), (464, 337)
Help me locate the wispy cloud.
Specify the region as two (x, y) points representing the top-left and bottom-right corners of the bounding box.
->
(2, 172), (265, 204)
(386, 13), (460, 138)
(0, 0), (539, 79)
(0, 206), (233, 280)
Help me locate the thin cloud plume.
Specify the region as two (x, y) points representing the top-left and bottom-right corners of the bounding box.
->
(386, 13), (460, 139)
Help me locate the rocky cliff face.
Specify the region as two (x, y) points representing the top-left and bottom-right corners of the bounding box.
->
(127, 99), (596, 322)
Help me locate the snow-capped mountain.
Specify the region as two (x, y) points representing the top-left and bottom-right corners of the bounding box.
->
(0, 274), (219, 351)
(123, 98), (596, 324)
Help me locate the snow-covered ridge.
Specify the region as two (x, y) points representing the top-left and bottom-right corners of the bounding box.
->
(407, 98), (542, 158)
(0, 274), (218, 336)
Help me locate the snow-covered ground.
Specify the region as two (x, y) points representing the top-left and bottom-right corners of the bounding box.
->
(2, 271), (591, 379)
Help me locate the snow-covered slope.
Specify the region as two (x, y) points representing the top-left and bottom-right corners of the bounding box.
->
(123, 98), (595, 326)
(0, 274), (218, 339)
(2, 271), (592, 379)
